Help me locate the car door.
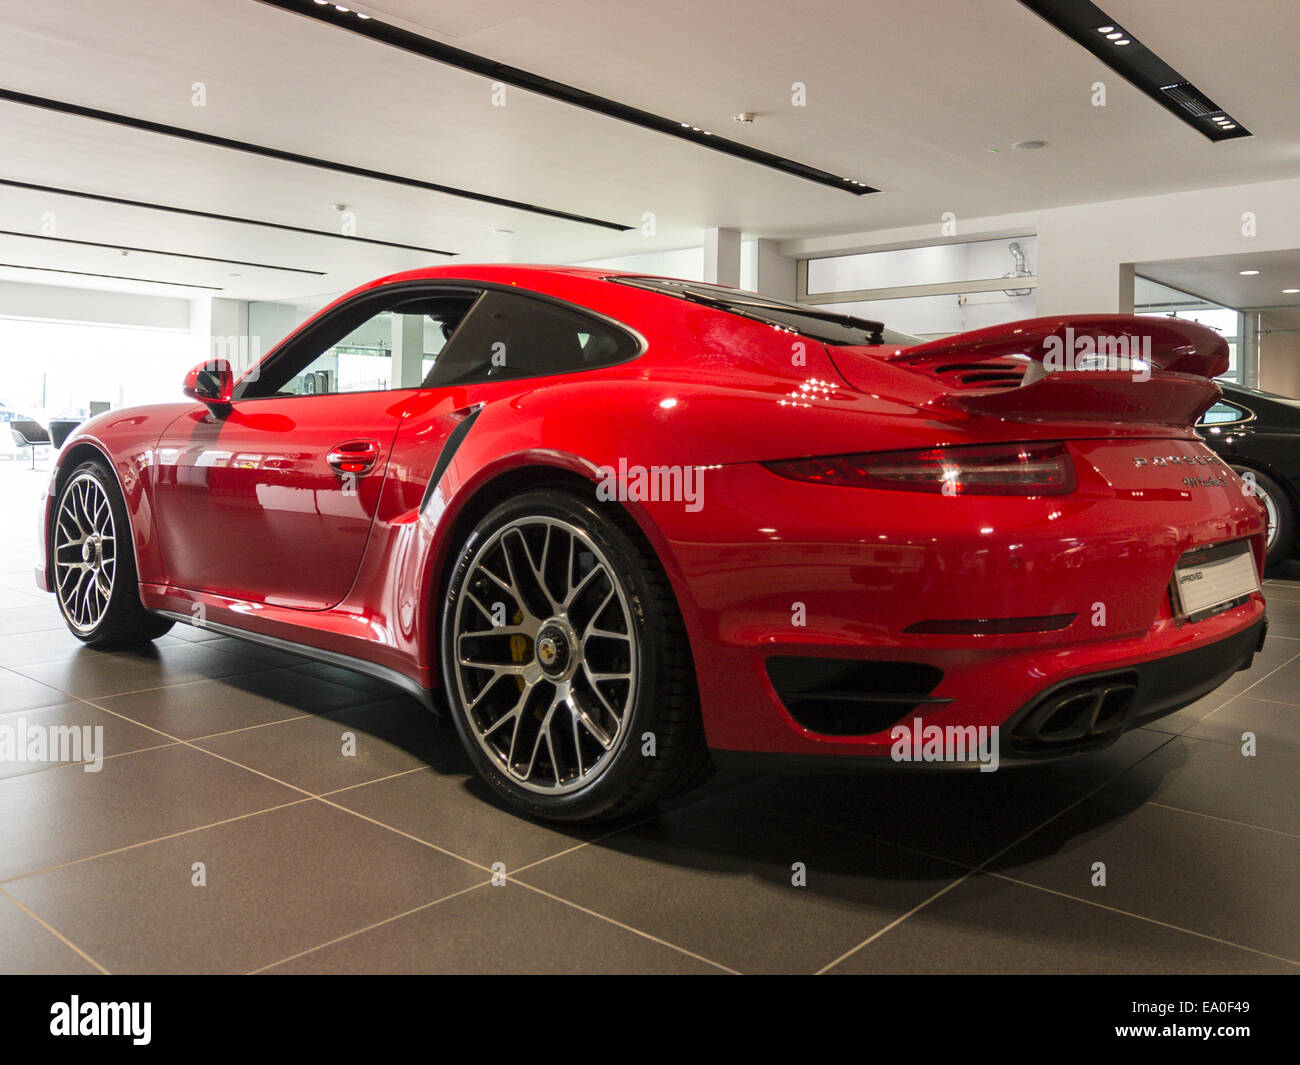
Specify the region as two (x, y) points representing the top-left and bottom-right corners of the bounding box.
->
(151, 285), (480, 609)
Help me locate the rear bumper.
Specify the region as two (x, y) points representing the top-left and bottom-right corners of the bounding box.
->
(643, 438), (1267, 761)
(713, 616), (1266, 773)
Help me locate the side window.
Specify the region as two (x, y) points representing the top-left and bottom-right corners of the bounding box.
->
(239, 291), (479, 399)
(1197, 401), (1247, 427)
(428, 290), (638, 387)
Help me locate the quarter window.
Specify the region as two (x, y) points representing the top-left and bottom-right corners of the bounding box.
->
(1197, 401), (1248, 427)
(428, 290), (638, 387)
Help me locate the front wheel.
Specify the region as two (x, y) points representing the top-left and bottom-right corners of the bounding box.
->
(51, 459), (174, 647)
(441, 489), (710, 822)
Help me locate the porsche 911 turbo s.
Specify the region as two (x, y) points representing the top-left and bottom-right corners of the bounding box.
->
(35, 265), (1268, 821)
(1197, 382), (1300, 572)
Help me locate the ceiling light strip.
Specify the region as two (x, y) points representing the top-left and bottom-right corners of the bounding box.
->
(255, 0), (879, 195)
(0, 230), (327, 275)
(0, 261), (224, 290)
(1017, 0), (1251, 142)
(0, 87), (631, 231)
(0, 177), (455, 256)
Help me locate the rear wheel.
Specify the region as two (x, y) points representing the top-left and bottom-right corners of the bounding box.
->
(441, 489), (710, 822)
(1233, 465), (1295, 572)
(52, 460), (174, 647)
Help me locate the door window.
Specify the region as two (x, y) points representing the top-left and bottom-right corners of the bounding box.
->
(238, 290), (479, 399)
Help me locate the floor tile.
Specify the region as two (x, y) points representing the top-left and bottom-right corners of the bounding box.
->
(5, 801), (485, 973)
(192, 698), (461, 795)
(516, 790), (966, 974)
(0, 744), (300, 880)
(828, 873), (1295, 973)
(265, 880), (721, 974)
(0, 891), (100, 975)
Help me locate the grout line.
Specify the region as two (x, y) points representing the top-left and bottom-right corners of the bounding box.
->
(982, 872), (1300, 967)
(507, 879), (740, 974)
(815, 872), (976, 975)
(0, 885), (110, 974)
(185, 714), (313, 741)
(316, 765), (429, 797)
(246, 878), (496, 974)
(0, 740), (180, 782)
(4, 682), (495, 879)
(1140, 800), (1300, 839)
(0, 799), (317, 885)
(814, 733), (1183, 973)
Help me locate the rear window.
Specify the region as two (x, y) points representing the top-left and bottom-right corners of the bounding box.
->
(610, 275), (920, 347)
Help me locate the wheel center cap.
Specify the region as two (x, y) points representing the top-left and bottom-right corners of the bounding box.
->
(535, 620), (576, 679)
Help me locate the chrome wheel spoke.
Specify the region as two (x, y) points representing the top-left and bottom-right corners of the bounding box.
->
(53, 473), (117, 635)
(452, 515), (638, 795)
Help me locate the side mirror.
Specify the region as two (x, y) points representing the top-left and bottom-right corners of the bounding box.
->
(183, 359), (234, 408)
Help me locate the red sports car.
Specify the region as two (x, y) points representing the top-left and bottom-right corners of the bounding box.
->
(36, 265), (1267, 821)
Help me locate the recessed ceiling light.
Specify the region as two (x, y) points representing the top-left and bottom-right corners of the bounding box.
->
(1106, 31), (1123, 39)
(1283, 288), (1300, 294)
(1012, 140), (1047, 150)
(1239, 270), (1260, 276)
(1114, 38), (1130, 45)
(1096, 25), (1115, 32)
(1221, 123), (1236, 129)
(357, 11), (370, 18)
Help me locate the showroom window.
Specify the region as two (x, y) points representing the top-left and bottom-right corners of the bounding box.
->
(1135, 277), (1244, 384)
(795, 236), (1038, 339)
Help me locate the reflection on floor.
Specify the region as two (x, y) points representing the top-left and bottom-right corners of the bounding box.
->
(0, 459), (1297, 973)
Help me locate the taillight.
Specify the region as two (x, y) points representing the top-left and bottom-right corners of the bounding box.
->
(763, 442), (1076, 495)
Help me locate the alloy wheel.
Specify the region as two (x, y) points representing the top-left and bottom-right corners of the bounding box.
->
(451, 516), (637, 795)
(53, 472), (117, 634)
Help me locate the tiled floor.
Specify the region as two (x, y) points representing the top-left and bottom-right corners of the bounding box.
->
(0, 459), (1297, 974)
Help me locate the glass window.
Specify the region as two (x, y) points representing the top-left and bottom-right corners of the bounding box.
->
(240, 291), (478, 398)
(428, 290), (639, 386)
(1197, 401), (1249, 426)
(610, 276), (917, 346)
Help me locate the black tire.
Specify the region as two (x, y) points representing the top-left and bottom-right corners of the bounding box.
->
(1233, 465), (1296, 573)
(441, 488), (711, 822)
(51, 459), (174, 648)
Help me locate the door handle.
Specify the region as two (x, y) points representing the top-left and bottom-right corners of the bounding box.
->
(326, 440), (382, 476)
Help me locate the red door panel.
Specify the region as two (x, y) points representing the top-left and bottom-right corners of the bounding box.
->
(151, 393), (407, 609)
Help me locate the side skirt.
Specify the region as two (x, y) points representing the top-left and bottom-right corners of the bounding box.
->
(154, 610), (439, 713)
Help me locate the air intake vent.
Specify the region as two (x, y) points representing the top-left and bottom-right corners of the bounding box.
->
(1160, 82), (1218, 117)
(899, 357), (1028, 391)
(766, 657), (948, 736)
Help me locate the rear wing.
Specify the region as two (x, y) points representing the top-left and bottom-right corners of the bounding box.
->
(886, 315), (1228, 426)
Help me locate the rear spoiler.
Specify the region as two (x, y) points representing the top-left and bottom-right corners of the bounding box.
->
(889, 315), (1228, 426)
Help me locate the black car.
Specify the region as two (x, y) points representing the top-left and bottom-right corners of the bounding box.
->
(1197, 383), (1300, 571)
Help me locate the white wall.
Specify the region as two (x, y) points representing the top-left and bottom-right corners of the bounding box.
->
(0, 280), (190, 330)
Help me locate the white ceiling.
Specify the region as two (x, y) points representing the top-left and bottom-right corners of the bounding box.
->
(0, 0), (1297, 302)
(1139, 248), (1300, 311)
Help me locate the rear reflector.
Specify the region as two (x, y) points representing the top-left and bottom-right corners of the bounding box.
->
(904, 613), (1077, 635)
(763, 441), (1076, 496)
